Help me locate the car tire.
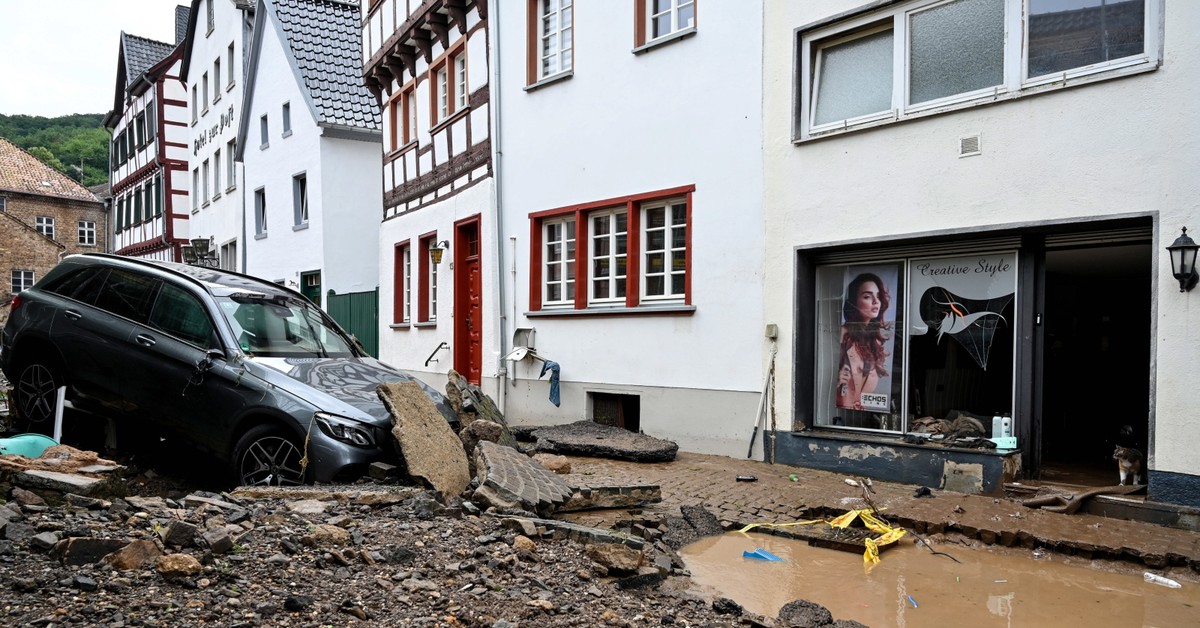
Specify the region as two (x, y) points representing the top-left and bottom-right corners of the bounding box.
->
(233, 424), (309, 486)
(13, 358), (63, 434)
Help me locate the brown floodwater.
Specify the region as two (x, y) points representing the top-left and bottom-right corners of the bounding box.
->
(679, 532), (1200, 627)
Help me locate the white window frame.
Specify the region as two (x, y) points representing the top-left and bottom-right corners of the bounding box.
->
(227, 43), (236, 89)
(11, 270), (35, 294)
(282, 102), (292, 136)
(260, 115), (269, 148)
(213, 149), (222, 198)
(455, 55), (468, 111)
(641, 198), (687, 302)
(78, 221), (96, 246)
(428, 246), (438, 322)
(192, 168), (200, 210)
(542, 217), (576, 307)
(796, 0), (1161, 141)
(226, 138), (237, 190)
(35, 216), (54, 240)
(538, 0), (574, 79)
(293, 173), (308, 226)
(213, 58), (222, 103)
(202, 159), (210, 205)
(588, 208), (628, 305)
(401, 244), (412, 323)
(254, 188), (267, 236)
(202, 72), (210, 115)
(647, 0), (695, 42)
(436, 66), (450, 122)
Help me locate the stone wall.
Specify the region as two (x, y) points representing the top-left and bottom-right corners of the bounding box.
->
(0, 207), (69, 329)
(2, 191), (107, 257)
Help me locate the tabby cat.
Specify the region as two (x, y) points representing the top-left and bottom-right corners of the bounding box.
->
(1113, 446), (1144, 486)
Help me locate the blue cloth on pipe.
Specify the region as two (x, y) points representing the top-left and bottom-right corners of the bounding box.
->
(539, 360), (561, 407)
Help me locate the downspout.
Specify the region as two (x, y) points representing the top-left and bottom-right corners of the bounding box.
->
(488, 7), (508, 414)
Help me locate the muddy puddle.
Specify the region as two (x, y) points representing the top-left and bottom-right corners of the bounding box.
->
(679, 532), (1200, 627)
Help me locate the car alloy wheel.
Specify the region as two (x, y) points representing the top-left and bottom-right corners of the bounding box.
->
(236, 427), (307, 486)
(16, 362), (59, 426)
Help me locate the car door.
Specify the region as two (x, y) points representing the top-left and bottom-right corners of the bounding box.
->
(47, 266), (151, 414)
(122, 281), (251, 454)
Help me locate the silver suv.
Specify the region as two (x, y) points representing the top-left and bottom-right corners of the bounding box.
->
(0, 254), (456, 485)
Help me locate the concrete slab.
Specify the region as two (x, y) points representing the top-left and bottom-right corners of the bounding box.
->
(378, 381), (471, 500)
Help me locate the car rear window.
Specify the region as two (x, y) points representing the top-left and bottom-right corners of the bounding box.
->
(43, 267), (109, 305)
(94, 269), (159, 323)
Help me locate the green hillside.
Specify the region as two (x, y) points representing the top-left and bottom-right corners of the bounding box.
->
(0, 113), (110, 187)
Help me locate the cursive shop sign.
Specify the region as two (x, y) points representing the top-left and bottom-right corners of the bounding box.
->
(194, 104), (236, 155)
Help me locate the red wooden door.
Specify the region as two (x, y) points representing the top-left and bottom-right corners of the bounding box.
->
(454, 218), (483, 384)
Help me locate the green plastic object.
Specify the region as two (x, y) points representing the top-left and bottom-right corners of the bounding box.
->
(0, 433), (59, 458)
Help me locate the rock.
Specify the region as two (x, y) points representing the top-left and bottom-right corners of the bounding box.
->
(124, 496), (168, 511)
(12, 487), (46, 507)
(680, 505), (724, 537)
(532, 453), (571, 474)
(302, 524), (351, 547)
(160, 520), (198, 548)
(103, 540), (163, 571)
(202, 529), (234, 554)
(30, 531), (60, 551)
(369, 462), (398, 480)
(284, 594), (314, 612)
(72, 575), (98, 591)
(513, 535), (536, 551)
(53, 537), (131, 566)
(614, 567), (666, 590)
(585, 543), (642, 575)
(287, 499), (331, 515)
(15, 469), (124, 498)
(377, 381), (471, 500)
(472, 441), (574, 517)
(777, 599), (834, 628)
(712, 597), (743, 615)
(445, 369), (518, 448)
(460, 419), (504, 464)
(3, 521), (34, 542)
(64, 494), (109, 509)
(156, 553), (202, 578)
(531, 421), (678, 462)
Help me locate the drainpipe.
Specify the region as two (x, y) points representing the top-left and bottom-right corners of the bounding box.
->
(489, 7), (509, 415)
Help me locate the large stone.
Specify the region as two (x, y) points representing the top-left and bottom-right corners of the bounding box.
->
(160, 520), (198, 548)
(777, 599), (834, 628)
(584, 543), (643, 575)
(15, 469), (124, 498)
(445, 369), (517, 448)
(531, 421), (678, 462)
(472, 440), (573, 517)
(156, 553), (202, 578)
(378, 381), (471, 500)
(532, 453), (571, 474)
(53, 537), (131, 566)
(301, 523), (351, 547)
(103, 539), (163, 570)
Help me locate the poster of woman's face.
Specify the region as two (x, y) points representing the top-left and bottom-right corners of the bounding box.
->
(835, 264), (899, 412)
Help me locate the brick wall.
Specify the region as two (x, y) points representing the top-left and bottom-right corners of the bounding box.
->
(0, 212), (65, 329)
(2, 191), (107, 257)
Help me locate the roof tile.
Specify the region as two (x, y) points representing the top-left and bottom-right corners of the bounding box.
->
(0, 137), (102, 203)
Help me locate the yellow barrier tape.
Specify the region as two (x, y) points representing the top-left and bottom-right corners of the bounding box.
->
(738, 508), (907, 566)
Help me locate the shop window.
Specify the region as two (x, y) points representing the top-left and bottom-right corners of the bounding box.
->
(813, 253), (1017, 434)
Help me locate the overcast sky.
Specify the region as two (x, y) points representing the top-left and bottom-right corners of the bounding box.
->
(0, 1), (184, 118)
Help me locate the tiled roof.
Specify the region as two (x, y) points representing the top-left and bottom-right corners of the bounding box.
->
(175, 5), (191, 46)
(0, 137), (101, 203)
(272, 0), (380, 130)
(122, 33), (175, 85)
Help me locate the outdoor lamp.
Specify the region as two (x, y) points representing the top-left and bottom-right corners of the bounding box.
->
(191, 237), (212, 257)
(430, 240), (450, 265)
(181, 244), (197, 265)
(1167, 226), (1199, 292)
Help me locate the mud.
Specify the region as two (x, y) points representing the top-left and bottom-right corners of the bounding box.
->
(680, 531), (1200, 627)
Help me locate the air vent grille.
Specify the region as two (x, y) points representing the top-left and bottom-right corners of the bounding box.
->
(959, 134), (981, 157)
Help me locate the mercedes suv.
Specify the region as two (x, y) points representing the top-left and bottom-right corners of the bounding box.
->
(0, 254), (456, 485)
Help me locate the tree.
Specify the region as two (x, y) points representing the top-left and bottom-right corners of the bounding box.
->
(1, 113), (109, 185)
(25, 146), (68, 174)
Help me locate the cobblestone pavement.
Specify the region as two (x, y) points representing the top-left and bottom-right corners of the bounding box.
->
(560, 451), (1200, 575)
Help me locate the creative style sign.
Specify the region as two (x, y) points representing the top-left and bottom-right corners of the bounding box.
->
(908, 253), (1017, 370)
(835, 264), (900, 412)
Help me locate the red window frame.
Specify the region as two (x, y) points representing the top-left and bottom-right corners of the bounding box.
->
(529, 185), (694, 313)
(418, 231), (438, 324)
(392, 240), (412, 324)
(429, 44), (466, 126)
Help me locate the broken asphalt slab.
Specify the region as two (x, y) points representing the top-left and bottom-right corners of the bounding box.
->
(378, 380), (471, 500)
(529, 420), (679, 462)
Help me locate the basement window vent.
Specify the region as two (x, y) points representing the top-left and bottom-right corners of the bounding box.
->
(590, 392), (641, 433)
(959, 134), (982, 158)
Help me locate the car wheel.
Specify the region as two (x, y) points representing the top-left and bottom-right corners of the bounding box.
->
(233, 425), (308, 486)
(14, 359), (62, 432)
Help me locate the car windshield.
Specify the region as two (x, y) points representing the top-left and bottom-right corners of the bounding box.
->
(216, 293), (357, 358)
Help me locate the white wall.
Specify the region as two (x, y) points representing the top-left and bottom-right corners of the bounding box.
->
(320, 138), (382, 295)
(186, 0), (248, 269)
(493, 2), (767, 454)
(763, 1), (1200, 475)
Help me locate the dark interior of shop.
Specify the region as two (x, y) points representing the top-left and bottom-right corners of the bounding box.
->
(1040, 243), (1152, 487)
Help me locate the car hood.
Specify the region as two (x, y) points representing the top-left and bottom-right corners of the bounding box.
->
(247, 356), (458, 427)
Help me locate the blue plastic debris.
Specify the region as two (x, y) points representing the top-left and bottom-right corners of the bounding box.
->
(907, 595), (918, 608)
(0, 433), (58, 458)
(742, 548), (783, 561)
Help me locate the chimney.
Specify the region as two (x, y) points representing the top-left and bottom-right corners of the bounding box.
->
(175, 5), (191, 46)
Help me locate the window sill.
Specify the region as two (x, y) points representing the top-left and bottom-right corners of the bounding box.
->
(202, 201), (210, 208)
(191, 208), (199, 214)
(386, 140), (418, 161)
(524, 70), (573, 92)
(227, 81), (235, 92)
(632, 27), (697, 55)
(255, 233), (267, 240)
(214, 95), (221, 105)
(430, 107), (470, 134)
(260, 143), (269, 150)
(413, 321), (437, 329)
(292, 222), (309, 231)
(527, 304), (695, 318)
(282, 130), (293, 138)
(389, 322), (411, 329)
(213, 191), (222, 201)
(226, 184), (236, 193)
(795, 60), (1159, 145)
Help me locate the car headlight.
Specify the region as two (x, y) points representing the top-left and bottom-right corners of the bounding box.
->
(313, 412), (376, 447)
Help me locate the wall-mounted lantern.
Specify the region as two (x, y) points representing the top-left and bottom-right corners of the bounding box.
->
(429, 240), (450, 265)
(1167, 226), (1199, 292)
(182, 236), (219, 268)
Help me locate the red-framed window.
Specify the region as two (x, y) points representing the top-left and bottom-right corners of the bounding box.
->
(387, 82), (418, 154)
(529, 185), (694, 312)
(392, 241), (412, 324)
(430, 44), (467, 125)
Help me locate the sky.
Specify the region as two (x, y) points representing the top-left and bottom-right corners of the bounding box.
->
(0, 1), (184, 118)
